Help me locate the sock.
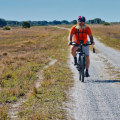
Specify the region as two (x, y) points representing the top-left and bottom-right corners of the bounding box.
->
(74, 57), (77, 60)
(86, 69), (88, 72)
(74, 57), (77, 64)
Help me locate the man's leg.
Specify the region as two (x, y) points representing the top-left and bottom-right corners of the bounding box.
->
(83, 45), (90, 77)
(71, 46), (78, 65)
(85, 55), (90, 70)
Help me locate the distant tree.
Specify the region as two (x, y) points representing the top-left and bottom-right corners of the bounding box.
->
(61, 20), (69, 24)
(94, 18), (101, 24)
(7, 21), (20, 27)
(87, 18), (105, 24)
(71, 20), (77, 24)
(38, 21), (48, 26)
(22, 21), (30, 28)
(88, 20), (94, 24)
(51, 20), (61, 25)
(0, 18), (7, 27)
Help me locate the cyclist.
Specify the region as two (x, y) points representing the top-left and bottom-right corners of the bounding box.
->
(68, 16), (95, 77)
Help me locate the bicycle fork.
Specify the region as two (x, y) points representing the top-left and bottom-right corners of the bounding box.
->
(76, 53), (85, 70)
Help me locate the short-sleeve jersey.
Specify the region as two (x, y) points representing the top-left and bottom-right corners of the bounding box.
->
(70, 25), (92, 44)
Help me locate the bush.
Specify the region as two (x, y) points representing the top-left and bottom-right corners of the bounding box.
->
(3, 26), (11, 30)
(104, 22), (110, 26)
(22, 21), (30, 28)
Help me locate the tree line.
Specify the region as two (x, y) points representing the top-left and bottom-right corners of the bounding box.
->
(0, 18), (111, 27)
(0, 19), (74, 27)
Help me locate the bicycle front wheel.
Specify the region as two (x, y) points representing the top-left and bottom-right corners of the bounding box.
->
(81, 56), (85, 82)
(78, 55), (81, 81)
(79, 70), (81, 80)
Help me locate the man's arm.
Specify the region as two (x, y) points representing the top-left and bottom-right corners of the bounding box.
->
(68, 33), (73, 45)
(88, 34), (95, 45)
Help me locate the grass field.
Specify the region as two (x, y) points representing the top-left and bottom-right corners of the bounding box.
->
(0, 26), (73, 119)
(89, 24), (120, 50)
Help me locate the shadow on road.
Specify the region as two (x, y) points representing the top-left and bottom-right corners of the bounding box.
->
(93, 79), (120, 83)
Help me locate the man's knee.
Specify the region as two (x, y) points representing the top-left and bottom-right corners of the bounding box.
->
(85, 55), (89, 60)
(71, 46), (77, 54)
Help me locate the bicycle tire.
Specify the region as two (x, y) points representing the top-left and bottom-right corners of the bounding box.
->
(78, 55), (82, 81)
(81, 56), (85, 82)
(79, 69), (81, 80)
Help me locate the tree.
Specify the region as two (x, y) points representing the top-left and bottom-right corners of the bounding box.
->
(22, 21), (30, 28)
(87, 18), (105, 24)
(50, 20), (61, 25)
(7, 21), (20, 26)
(61, 20), (69, 24)
(71, 20), (77, 24)
(0, 18), (7, 27)
(38, 21), (48, 26)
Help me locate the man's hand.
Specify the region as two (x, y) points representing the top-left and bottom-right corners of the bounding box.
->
(91, 41), (95, 45)
(68, 33), (73, 46)
(68, 41), (72, 46)
(89, 34), (95, 45)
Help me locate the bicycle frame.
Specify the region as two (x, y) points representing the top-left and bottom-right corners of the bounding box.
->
(76, 42), (85, 71)
(71, 41), (92, 82)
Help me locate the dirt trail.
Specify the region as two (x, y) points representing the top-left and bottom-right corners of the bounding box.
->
(94, 38), (120, 68)
(66, 51), (120, 120)
(7, 59), (57, 120)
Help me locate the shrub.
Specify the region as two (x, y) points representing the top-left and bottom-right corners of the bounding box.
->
(104, 22), (110, 26)
(3, 26), (11, 30)
(22, 21), (30, 28)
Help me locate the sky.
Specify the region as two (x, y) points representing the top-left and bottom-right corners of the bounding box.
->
(0, 0), (120, 22)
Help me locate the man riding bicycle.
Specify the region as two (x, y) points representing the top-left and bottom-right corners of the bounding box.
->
(68, 16), (95, 77)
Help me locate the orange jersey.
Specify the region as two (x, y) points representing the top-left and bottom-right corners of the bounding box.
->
(70, 25), (92, 44)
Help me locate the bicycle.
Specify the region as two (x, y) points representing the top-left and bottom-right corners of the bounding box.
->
(71, 41), (95, 82)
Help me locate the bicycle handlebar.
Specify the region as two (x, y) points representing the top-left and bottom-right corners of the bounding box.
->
(70, 42), (92, 46)
(70, 42), (96, 53)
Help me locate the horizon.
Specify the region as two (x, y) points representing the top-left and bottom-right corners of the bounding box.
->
(1, 18), (119, 23)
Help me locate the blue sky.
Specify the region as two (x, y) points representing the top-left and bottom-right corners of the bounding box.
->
(0, 0), (120, 22)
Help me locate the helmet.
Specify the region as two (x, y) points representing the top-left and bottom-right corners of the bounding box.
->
(78, 16), (86, 22)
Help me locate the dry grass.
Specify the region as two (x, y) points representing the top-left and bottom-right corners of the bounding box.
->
(0, 26), (54, 104)
(89, 24), (120, 50)
(0, 26), (73, 119)
(17, 27), (73, 120)
(58, 24), (73, 28)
